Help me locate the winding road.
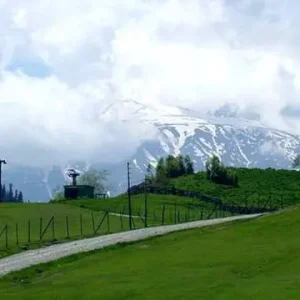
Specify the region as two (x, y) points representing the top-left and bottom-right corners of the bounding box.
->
(0, 213), (264, 278)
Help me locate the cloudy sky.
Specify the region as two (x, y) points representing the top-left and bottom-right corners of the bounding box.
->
(0, 0), (300, 166)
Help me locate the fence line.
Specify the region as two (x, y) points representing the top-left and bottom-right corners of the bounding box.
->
(0, 202), (228, 254)
(40, 216), (54, 242)
(1, 182), (291, 254)
(0, 225), (8, 250)
(129, 185), (278, 214)
(93, 212), (108, 235)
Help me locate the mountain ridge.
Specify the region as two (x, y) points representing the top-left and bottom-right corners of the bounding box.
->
(3, 99), (300, 201)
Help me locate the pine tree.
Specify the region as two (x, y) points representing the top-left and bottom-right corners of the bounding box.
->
(2, 184), (7, 201)
(8, 183), (13, 202)
(0, 183), (24, 203)
(1, 184), (5, 202)
(205, 154), (222, 180)
(205, 154), (238, 186)
(177, 155), (186, 176)
(18, 191), (24, 203)
(165, 155), (180, 178)
(155, 158), (169, 185)
(184, 155), (194, 175)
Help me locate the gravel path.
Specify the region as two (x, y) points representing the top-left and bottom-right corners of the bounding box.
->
(108, 212), (143, 219)
(0, 213), (263, 278)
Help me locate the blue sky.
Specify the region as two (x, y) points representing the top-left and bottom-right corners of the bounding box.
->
(6, 58), (51, 78)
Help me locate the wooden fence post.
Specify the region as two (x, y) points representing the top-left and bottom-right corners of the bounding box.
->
(91, 212), (95, 234)
(16, 223), (19, 247)
(66, 216), (70, 239)
(52, 216), (55, 240)
(39, 218), (43, 242)
(80, 214), (83, 236)
(120, 211), (123, 230)
(5, 225), (8, 250)
(107, 212), (110, 233)
(161, 204), (166, 225)
(28, 220), (31, 244)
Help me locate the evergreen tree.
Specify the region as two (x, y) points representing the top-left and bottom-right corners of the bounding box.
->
(184, 155), (194, 175)
(146, 164), (154, 182)
(206, 155), (219, 180)
(153, 154), (195, 185)
(205, 154), (238, 186)
(2, 184), (7, 201)
(8, 183), (13, 202)
(155, 158), (169, 185)
(17, 191), (23, 203)
(0, 183), (24, 203)
(177, 155), (186, 176)
(1, 184), (6, 202)
(165, 155), (180, 178)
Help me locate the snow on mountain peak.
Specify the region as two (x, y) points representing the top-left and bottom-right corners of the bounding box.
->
(100, 99), (183, 122)
(11, 99), (300, 201)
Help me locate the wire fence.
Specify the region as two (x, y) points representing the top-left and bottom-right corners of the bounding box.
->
(129, 184), (280, 214)
(0, 200), (240, 255)
(1, 184), (289, 255)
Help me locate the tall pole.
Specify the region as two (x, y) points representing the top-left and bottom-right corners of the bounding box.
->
(0, 162), (1, 202)
(144, 175), (148, 228)
(0, 159), (7, 202)
(127, 162), (132, 230)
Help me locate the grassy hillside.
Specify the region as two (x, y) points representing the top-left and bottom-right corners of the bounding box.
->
(66, 194), (232, 220)
(0, 203), (141, 258)
(1, 207), (300, 299)
(0, 194), (233, 258)
(172, 168), (300, 207)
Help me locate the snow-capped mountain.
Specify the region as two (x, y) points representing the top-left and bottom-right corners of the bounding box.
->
(3, 99), (300, 201)
(102, 100), (300, 194)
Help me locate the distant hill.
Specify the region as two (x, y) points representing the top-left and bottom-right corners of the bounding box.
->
(172, 168), (300, 207)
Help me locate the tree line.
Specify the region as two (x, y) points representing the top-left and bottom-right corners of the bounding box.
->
(205, 155), (238, 187)
(1, 183), (24, 202)
(148, 153), (238, 188)
(146, 155), (195, 185)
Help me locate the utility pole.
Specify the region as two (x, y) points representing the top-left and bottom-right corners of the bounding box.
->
(144, 175), (148, 228)
(127, 162), (132, 230)
(0, 159), (7, 202)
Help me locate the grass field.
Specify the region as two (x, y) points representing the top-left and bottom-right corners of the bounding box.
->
(66, 193), (232, 222)
(1, 207), (299, 299)
(173, 168), (300, 207)
(0, 203), (145, 258)
(0, 194), (229, 258)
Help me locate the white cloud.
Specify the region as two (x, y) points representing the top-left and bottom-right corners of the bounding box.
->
(1, 0), (300, 166)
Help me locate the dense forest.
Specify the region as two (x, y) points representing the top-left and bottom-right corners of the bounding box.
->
(0, 183), (24, 203)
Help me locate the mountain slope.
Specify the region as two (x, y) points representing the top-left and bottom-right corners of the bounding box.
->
(4, 100), (300, 201)
(106, 100), (300, 193)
